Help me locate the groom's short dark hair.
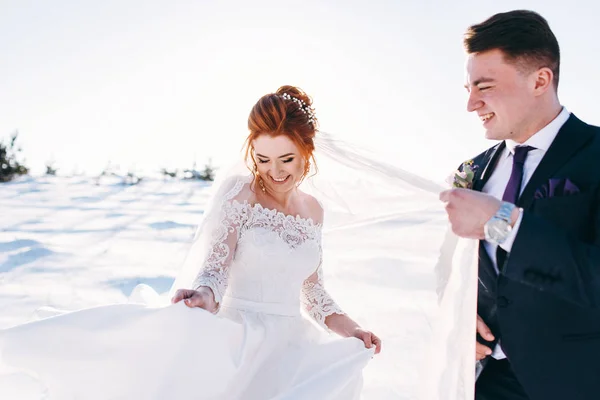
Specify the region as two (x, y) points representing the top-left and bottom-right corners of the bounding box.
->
(464, 10), (560, 90)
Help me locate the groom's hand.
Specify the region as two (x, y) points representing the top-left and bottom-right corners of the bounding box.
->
(439, 188), (502, 239)
(476, 315), (495, 361)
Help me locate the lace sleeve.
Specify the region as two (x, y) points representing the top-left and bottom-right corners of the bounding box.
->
(191, 201), (248, 303)
(301, 246), (345, 330)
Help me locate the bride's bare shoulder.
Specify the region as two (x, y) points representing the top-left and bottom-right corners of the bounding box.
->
(299, 192), (324, 225)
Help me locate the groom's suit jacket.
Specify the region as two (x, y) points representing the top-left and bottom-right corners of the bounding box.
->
(468, 114), (600, 400)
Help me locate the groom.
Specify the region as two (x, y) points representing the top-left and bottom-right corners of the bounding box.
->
(441, 10), (600, 400)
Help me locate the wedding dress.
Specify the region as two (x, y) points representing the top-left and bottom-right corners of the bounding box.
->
(0, 132), (479, 400)
(0, 174), (376, 400)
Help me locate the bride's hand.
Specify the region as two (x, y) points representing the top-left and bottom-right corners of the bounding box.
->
(352, 328), (382, 354)
(171, 287), (218, 313)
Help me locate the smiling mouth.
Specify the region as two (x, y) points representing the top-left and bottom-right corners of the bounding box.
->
(269, 175), (290, 184)
(480, 112), (495, 123)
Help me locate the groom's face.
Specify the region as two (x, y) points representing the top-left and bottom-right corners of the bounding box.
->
(465, 49), (534, 141)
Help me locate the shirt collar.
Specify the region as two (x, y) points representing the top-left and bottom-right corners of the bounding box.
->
(505, 106), (571, 157)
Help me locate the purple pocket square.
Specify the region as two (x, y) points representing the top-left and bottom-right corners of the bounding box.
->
(534, 178), (580, 200)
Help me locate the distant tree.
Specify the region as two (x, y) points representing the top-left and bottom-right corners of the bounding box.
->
(0, 131), (29, 182)
(99, 161), (118, 177)
(160, 167), (178, 179)
(183, 159), (215, 181)
(122, 171), (142, 185)
(200, 159), (216, 181)
(45, 160), (58, 176)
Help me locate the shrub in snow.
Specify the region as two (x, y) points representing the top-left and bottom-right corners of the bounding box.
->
(0, 131), (29, 182)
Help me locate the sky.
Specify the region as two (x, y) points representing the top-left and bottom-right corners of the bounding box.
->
(1, 0), (599, 181)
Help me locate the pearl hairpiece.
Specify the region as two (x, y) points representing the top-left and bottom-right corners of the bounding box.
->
(280, 93), (316, 126)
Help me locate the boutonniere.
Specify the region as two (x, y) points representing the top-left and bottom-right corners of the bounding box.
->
(447, 160), (478, 189)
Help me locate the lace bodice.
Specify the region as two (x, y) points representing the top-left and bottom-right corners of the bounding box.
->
(192, 190), (344, 329)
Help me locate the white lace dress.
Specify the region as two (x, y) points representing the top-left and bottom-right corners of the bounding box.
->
(0, 182), (374, 400)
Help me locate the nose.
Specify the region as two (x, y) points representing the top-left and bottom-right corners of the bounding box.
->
(466, 90), (484, 113)
(269, 162), (282, 176)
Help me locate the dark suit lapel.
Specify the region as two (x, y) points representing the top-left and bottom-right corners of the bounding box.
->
(518, 114), (595, 209)
(473, 142), (505, 192)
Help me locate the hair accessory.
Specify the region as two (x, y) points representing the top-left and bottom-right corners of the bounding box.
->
(280, 93), (316, 126)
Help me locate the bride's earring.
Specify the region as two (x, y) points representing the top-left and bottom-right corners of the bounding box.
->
(253, 162), (266, 193)
(252, 163), (266, 193)
(258, 176), (266, 193)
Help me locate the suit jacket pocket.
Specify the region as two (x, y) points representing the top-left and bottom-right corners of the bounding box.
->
(530, 192), (593, 235)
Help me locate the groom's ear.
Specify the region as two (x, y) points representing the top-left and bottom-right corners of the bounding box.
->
(532, 67), (555, 96)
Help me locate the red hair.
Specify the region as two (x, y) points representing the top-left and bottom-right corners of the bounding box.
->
(244, 85), (318, 181)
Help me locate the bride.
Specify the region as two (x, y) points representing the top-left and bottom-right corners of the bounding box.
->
(0, 86), (382, 400)
(172, 85), (381, 352)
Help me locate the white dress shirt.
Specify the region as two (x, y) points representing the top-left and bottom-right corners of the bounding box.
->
(481, 106), (571, 359)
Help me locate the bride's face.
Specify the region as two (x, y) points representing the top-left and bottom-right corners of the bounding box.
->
(252, 134), (306, 194)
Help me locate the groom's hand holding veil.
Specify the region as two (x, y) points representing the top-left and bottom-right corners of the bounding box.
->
(171, 287), (219, 313)
(439, 188), (520, 238)
(440, 188), (517, 362)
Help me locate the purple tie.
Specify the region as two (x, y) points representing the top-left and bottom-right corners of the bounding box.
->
(495, 145), (535, 272)
(502, 146), (535, 204)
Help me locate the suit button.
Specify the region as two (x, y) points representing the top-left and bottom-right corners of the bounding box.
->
(497, 296), (510, 308)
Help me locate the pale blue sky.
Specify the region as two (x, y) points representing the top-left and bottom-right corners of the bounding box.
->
(1, 0), (599, 180)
